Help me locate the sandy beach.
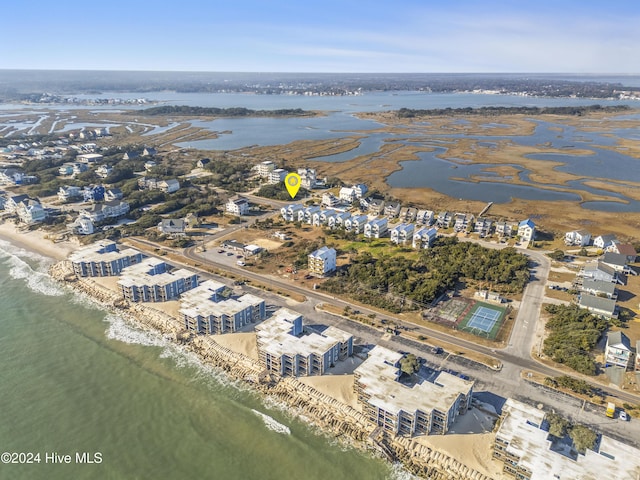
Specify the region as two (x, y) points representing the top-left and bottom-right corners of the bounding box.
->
(0, 222), (79, 260)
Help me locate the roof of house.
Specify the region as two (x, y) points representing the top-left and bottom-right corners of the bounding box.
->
(160, 219), (185, 230)
(581, 279), (616, 296)
(585, 261), (617, 277)
(595, 234), (617, 244)
(615, 243), (637, 257)
(579, 294), (617, 315)
(607, 331), (631, 351)
(519, 218), (535, 228)
(602, 252), (627, 267)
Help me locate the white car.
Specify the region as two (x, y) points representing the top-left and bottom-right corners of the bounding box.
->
(236, 261), (246, 266)
(619, 411), (628, 421)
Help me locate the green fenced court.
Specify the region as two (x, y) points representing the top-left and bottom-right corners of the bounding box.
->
(458, 302), (506, 340)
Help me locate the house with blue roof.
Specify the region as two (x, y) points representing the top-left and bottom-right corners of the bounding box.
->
(517, 218), (536, 242)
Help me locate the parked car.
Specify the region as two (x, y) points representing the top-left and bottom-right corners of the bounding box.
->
(620, 410), (629, 421)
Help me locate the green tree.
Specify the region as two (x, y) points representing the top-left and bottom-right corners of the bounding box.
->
(400, 354), (420, 376)
(546, 412), (570, 438)
(569, 424), (597, 453)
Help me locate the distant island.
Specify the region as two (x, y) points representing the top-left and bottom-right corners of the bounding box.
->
(133, 105), (315, 117)
(395, 104), (631, 117)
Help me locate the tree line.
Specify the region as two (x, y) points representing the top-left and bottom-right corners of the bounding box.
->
(322, 238), (529, 313)
(132, 105), (313, 117)
(396, 105), (630, 118)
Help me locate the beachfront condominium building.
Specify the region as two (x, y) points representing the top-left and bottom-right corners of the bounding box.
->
(493, 398), (640, 480)
(308, 246), (337, 276)
(354, 346), (473, 437)
(118, 258), (198, 302)
(69, 241), (144, 277)
(256, 308), (353, 377)
(180, 280), (266, 334)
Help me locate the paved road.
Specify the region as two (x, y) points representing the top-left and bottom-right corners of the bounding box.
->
(124, 236), (640, 443)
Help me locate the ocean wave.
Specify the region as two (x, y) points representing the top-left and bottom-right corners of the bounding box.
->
(104, 313), (168, 347)
(0, 239), (63, 296)
(386, 463), (419, 480)
(251, 409), (291, 435)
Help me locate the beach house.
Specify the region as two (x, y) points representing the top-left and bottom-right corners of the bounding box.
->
(412, 227), (438, 249)
(364, 218), (388, 238)
(565, 230), (591, 246)
(517, 219), (536, 242)
(226, 195), (250, 216)
(308, 246), (337, 276)
(390, 223), (415, 245)
(604, 331), (632, 369)
(344, 214), (369, 234)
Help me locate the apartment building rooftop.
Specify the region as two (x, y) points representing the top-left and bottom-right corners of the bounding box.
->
(355, 346), (473, 416)
(496, 398), (640, 480)
(69, 240), (141, 265)
(117, 258), (196, 288)
(256, 308), (351, 358)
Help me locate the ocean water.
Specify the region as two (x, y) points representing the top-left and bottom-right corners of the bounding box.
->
(0, 240), (402, 480)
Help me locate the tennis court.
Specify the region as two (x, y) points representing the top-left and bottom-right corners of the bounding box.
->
(459, 303), (506, 339)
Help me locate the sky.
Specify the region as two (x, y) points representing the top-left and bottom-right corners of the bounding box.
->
(4, 0), (640, 73)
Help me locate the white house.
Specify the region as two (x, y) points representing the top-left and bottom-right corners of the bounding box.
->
(390, 223), (415, 245)
(58, 185), (82, 202)
(436, 211), (453, 228)
(321, 193), (340, 208)
(339, 187), (356, 203)
(226, 196), (249, 216)
(96, 165), (113, 179)
(79, 200), (129, 222)
(474, 217), (493, 237)
(565, 230), (591, 246)
(257, 160), (276, 178)
(158, 179), (180, 193)
(517, 218), (536, 242)
(308, 246), (337, 276)
(17, 199), (47, 225)
(353, 184), (368, 199)
(495, 221), (516, 238)
(281, 203), (304, 222)
(605, 331), (632, 369)
(593, 234), (618, 251)
(415, 209), (435, 226)
(384, 201), (401, 218)
(413, 227), (438, 249)
(76, 153), (103, 163)
(328, 211), (351, 229)
(454, 213), (474, 232)
(297, 168), (317, 189)
(67, 216), (94, 235)
(344, 214), (369, 234)
(319, 210), (338, 227)
(364, 218), (388, 238)
(105, 188), (123, 201)
(578, 294), (618, 319)
(268, 168), (287, 184)
(158, 219), (186, 236)
(300, 205), (321, 224)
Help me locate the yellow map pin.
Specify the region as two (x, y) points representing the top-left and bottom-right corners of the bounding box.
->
(284, 172), (301, 198)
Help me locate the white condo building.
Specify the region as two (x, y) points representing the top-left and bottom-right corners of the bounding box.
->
(256, 308), (353, 377)
(69, 241), (144, 277)
(493, 398), (640, 480)
(118, 258), (198, 302)
(354, 346), (473, 436)
(180, 280), (266, 334)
